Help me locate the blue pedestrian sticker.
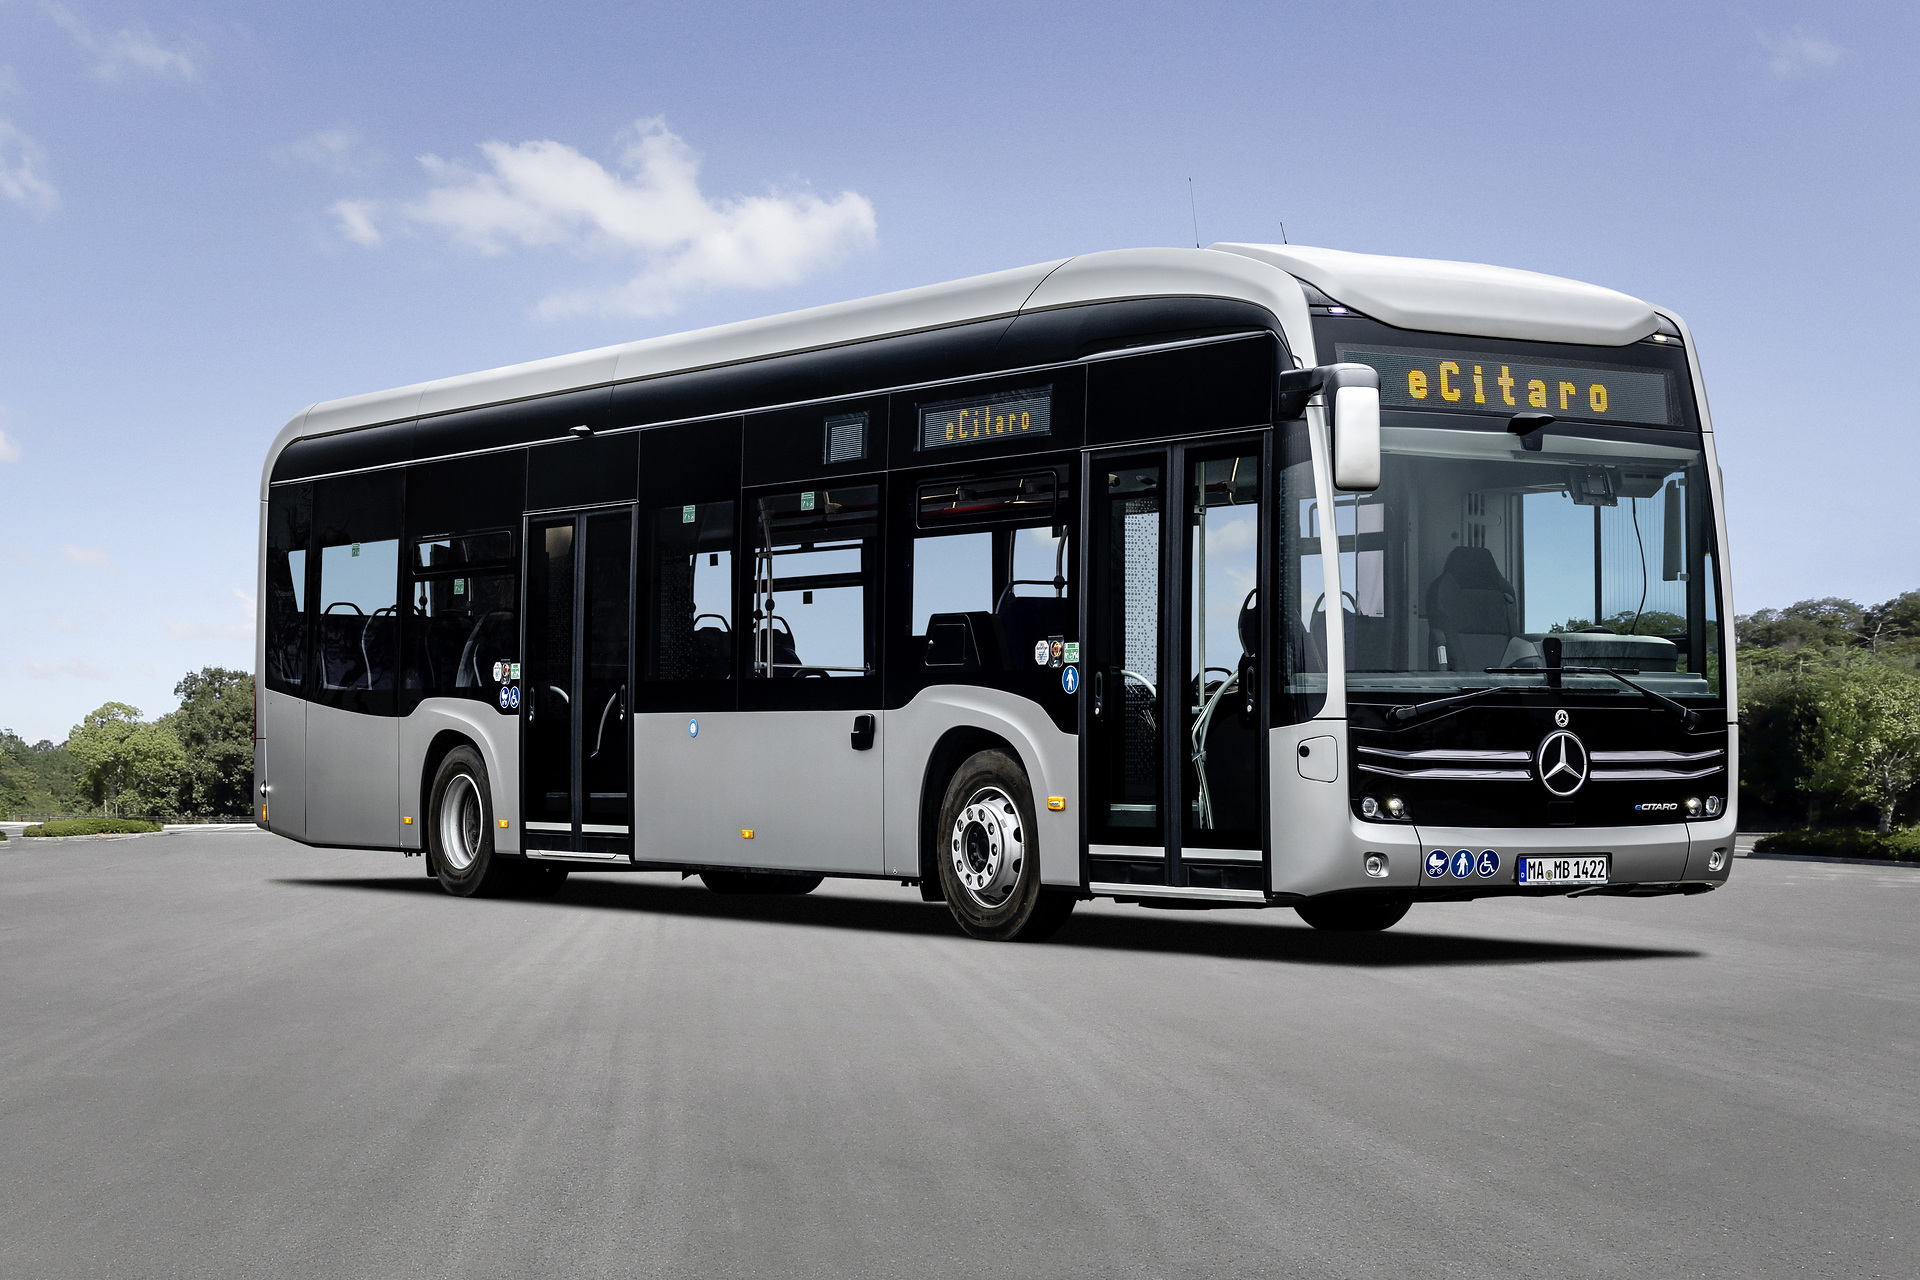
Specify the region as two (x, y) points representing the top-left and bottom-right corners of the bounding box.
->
(1425, 849), (1449, 879)
(1062, 665), (1080, 694)
(1451, 849), (1475, 879)
(1475, 850), (1500, 878)
(688, 718), (699, 739)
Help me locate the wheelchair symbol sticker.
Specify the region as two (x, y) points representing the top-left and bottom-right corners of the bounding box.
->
(1062, 665), (1079, 694)
(1476, 850), (1501, 877)
(500, 685), (520, 710)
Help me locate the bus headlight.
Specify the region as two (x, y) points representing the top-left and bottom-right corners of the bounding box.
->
(1361, 796), (1379, 818)
(1704, 795), (1722, 817)
(1684, 796), (1703, 817)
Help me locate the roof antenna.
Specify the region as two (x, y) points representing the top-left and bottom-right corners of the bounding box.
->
(1279, 221), (1288, 245)
(1188, 178), (1200, 249)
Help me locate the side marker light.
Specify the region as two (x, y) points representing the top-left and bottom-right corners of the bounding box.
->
(1047, 796), (1066, 811)
(742, 829), (755, 839)
(403, 816), (413, 826)
(498, 819), (509, 829)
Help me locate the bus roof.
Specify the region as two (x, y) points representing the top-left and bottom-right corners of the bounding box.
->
(270, 244), (1662, 478)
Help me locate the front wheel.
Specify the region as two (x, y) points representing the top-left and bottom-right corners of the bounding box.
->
(1294, 896), (1411, 932)
(935, 750), (1076, 942)
(428, 746), (517, 897)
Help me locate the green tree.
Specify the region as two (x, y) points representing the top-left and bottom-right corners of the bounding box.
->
(159, 668), (254, 816)
(0, 730), (84, 818)
(67, 704), (186, 819)
(1804, 662), (1920, 834)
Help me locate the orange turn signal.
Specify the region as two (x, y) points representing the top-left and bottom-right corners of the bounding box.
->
(741, 829), (755, 839)
(498, 819), (509, 829)
(1047, 796), (1066, 811)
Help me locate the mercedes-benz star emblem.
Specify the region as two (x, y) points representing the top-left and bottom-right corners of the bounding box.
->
(1554, 709), (1570, 728)
(1535, 730), (1589, 797)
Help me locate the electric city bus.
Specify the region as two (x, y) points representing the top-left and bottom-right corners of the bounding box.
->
(255, 244), (1736, 940)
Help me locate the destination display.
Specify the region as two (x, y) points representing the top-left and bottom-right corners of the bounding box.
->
(919, 386), (1052, 451)
(1338, 345), (1673, 426)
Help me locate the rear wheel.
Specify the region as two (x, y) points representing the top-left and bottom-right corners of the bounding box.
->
(935, 750), (1076, 942)
(1294, 896), (1411, 932)
(428, 746), (518, 897)
(699, 870), (824, 895)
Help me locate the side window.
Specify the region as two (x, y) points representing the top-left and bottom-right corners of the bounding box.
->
(1275, 422), (1328, 723)
(911, 470), (1071, 674)
(645, 501), (735, 682)
(750, 484), (879, 678)
(264, 483), (311, 696)
(405, 532), (517, 709)
(312, 471), (403, 709)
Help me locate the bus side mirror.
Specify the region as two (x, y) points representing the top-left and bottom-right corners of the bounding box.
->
(1323, 364), (1380, 491)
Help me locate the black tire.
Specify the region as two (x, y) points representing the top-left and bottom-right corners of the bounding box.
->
(699, 870), (824, 895)
(935, 749), (1075, 941)
(1294, 896), (1412, 932)
(427, 746), (518, 897)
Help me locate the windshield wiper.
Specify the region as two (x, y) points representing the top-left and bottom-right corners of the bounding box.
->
(1385, 666), (1702, 729)
(1482, 664), (1701, 730)
(1384, 683), (1550, 725)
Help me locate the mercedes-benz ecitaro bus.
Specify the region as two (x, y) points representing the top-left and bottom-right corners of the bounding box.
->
(255, 244), (1735, 940)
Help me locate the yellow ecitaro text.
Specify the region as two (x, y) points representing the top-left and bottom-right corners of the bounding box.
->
(942, 407), (1036, 444)
(1404, 365), (1612, 416)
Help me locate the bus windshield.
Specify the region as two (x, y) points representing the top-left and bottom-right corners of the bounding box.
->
(1313, 417), (1723, 701)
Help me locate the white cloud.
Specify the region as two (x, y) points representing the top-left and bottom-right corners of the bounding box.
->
(345, 118), (877, 319)
(0, 119), (58, 216)
(283, 127), (379, 178)
(59, 543), (114, 569)
(165, 587), (255, 641)
(29, 658), (109, 681)
(330, 198), (381, 246)
(0, 426), (20, 462)
(1759, 29), (1842, 79)
(43, 2), (199, 82)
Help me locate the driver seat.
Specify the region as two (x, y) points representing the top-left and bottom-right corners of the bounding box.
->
(1424, 546), (1517, 674)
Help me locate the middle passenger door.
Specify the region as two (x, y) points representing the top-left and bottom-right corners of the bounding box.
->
(1084, 438), (1269, 895)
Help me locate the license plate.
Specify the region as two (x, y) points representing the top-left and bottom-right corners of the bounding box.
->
(1517, 855), (1609, 885)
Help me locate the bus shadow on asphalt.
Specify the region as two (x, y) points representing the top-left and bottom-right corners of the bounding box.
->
(277, 876), (1700, 968)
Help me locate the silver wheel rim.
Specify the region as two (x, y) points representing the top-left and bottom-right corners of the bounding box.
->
(438, 774), (483, 873)
(949, 786), (1024, 909)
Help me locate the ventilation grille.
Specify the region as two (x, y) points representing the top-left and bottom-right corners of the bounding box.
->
(824, 412), (867, 465)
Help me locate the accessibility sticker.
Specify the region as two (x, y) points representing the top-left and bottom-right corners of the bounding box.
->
(498, 686), (512, 710)
(1062, 665), (1079, 694)
(1450, 849), (1476, 879)
(1475, 850), (1501, 878)
(1425, 849), (1449, 878)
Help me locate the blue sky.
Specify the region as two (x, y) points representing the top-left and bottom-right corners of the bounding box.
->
(1, 1), (1912, 742)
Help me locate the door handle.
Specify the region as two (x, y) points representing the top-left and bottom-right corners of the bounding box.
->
(1092, 669), (1105, 720)
(850, 714), (876, 751)
(1238, 653), (1258, 726)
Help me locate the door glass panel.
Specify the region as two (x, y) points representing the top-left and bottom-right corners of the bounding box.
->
(1089, 461), (1164, 847)
(524, 519), (575, 828)
(1185, 454), (1261, 847)
(582, 511), (632, 831)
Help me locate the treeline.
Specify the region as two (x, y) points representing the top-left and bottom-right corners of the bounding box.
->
(0, 668), (254, 820)
(1738, 591), (1920, 835)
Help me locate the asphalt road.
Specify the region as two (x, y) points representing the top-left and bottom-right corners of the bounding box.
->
(2, 830), (1915, 1279)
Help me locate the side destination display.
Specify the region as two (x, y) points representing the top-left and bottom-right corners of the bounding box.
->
(1337, 345), (1673, 426)
(919, 386), (1052, 451)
